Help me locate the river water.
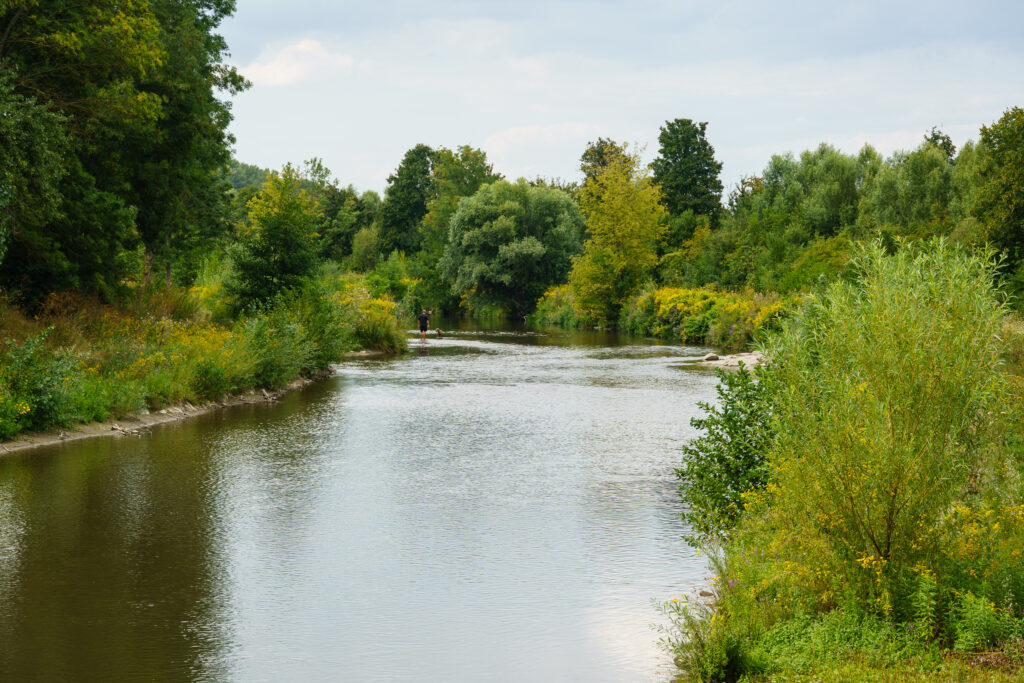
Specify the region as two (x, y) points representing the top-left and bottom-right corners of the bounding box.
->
(0, 324), (719, 682)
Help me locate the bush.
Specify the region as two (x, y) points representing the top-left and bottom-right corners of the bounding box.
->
(677, 363), (775, 545)
(666, 240), (1024, 680)
(530, 284), (584, 328)
(0, 329), (73, 432)
(618, 286), (796, 350)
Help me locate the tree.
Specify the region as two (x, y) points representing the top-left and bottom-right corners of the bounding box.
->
(569, 151), (667, 323)
(227, 164), (320, 309)
(378, 144), (434, 255)
(0, 0), (245, 297)
(976, 107), (1024, 266)
(416, 145), (501, 309)
(924, 126), (957, 161)
(0, 71), (67, 268)
(580, 137), (629, 184)
(419, 146), (501, 259)
(650, 119), (723, 218)
(440, 179), (584, 317)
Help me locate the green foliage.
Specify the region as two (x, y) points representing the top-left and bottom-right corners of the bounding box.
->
(441, 179), (584, 317)
(227, 160), (270, 189)
(349, 225), (381, 272)
(570, 151), (666, 323)
(767, 242), (1005, 602)
(227, 164), (320, 309)
(677, 364), (774, 544)
(379, 143), (434, 254)
(579, 137), (629, 184)
(651, 119), (723, 219)
(0, 329), (73, 433)
(0, 71), (68, 267)
(530, 284), (584, 328)
(977, 107), (1024, 270)
(665, 242), (1024, 681)
(618, 287), (794, 350)
(416, 145), (501, 312)
(0, 0), (245, 301)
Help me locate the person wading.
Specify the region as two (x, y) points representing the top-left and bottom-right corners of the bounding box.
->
(417, 309), (430, 341)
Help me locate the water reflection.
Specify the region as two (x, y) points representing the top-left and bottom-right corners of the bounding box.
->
(0, 327), (717, 681)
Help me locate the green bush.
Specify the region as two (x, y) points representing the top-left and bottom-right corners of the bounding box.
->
(1, 329), (73, 432)
(666, 240), (1024, 680)
(530, 284), (584, 328)
(677, 363), (775, 545)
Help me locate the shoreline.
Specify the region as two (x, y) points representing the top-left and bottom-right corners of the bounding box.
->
(694, 350), (764, 368)
(0, 348), (396, 456)
(0, 377), (318, 455)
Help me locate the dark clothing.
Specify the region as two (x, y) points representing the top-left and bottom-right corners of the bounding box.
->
(417, 313), (430, 332)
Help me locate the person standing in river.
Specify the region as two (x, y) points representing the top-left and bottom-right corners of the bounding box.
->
(417, 309), (430, 341)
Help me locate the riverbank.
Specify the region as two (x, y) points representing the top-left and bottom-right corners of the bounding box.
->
(532, 284), (798, 351)
(662, 245), (1024, 682)
(0, 377), (316, 454)
(0, 276), (406, 444)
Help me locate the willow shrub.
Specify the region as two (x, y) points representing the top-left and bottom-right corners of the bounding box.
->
(765, 241), (1007, 616)
(664, 241), (1022, 681)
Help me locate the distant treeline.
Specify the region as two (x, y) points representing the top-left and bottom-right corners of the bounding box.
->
(1, 0), (1021, 327)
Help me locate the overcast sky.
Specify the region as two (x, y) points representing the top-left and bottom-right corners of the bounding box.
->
(220, 0), (1024, 194)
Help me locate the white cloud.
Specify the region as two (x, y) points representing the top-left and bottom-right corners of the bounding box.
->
(241, 39), (355, 87)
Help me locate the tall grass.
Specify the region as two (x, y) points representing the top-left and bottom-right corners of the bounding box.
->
(0, 274), (406, 440)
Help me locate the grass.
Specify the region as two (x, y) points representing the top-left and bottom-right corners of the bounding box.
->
(0, 273), (406, 440)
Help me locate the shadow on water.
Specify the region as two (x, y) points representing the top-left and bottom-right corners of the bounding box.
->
(0, 323), (719, 682)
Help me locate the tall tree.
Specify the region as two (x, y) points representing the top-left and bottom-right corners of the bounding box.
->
(570, 151), (666, 323)
(0, 72), (67, 268)
(227, 164), (320, 309)
(976, 107), (1024, 266)
(580, 138), (629, 184)
(119, 0), (248, 284)
(0, 0), (164, 302)
(378, 144), (435, 255)
(924, 126), (957, 161)
(440, 179), (583, 317)
(650, 119), (723, 218)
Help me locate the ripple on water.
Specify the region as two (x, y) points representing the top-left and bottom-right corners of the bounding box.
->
(0, 326), (718, 682)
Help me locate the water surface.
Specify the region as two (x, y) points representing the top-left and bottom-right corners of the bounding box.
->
(0, 325), (717, 681)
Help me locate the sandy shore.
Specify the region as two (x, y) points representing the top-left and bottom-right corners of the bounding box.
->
(695, 351), (764, 368)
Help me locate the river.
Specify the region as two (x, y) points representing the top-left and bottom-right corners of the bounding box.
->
(0, 324), (719, 682)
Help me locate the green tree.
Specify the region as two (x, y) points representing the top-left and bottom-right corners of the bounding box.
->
(416, 145), (501, 309)
(0, 71), (68, 268)
(857, 141), (954, 237)
(580, 137), (629, 184)
(379, 144), (434, 255)
(569, 152), (667, 323)
(227, 164), (320, 309)
(123, 0), (249, 284)
(976, 107), (1024, 265)
(924, 126), (957, 161)
(650, 119), (723, 218)
(440, 179), (584, 317)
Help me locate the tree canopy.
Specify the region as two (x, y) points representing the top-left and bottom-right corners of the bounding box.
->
(650, 119), (723, 218)
(440, 179), (583, 317)
(570, 151), (666, 323)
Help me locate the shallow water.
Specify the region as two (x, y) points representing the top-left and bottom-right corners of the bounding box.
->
(0, 324), (718, 681)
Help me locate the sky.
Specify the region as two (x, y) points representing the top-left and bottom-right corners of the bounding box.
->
(219, 0), (1024, 195)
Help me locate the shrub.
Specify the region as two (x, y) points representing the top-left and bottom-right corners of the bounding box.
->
(1, 329), (73, 432)
(677, 363), (775, 545)
(531, 284), (584, 328)
(765, 240), (1007, 615)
